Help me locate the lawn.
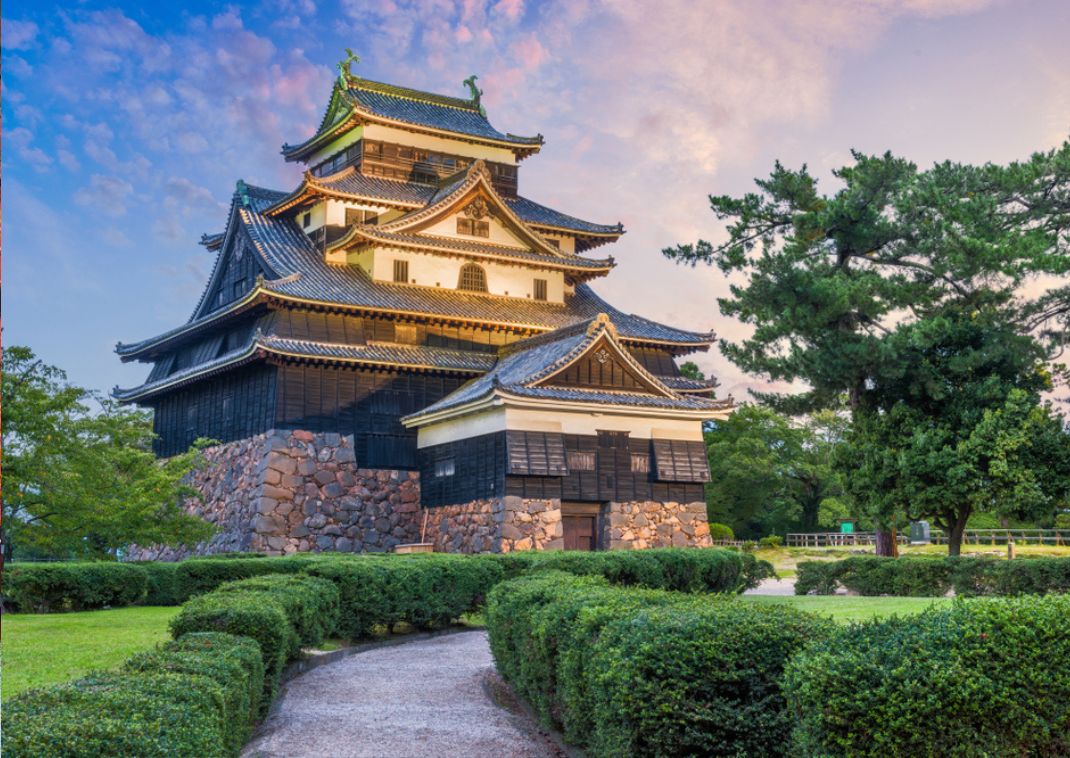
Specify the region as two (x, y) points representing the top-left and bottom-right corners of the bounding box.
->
(2, 605), (181, 698)
(742, 594), (951, 623)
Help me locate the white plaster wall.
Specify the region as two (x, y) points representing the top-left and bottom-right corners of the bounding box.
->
(363, 124), (518, 165)
(416, 405), (705, 447)
(352, 247), (565, 302)
(307, 126), (365, 169)
(422, 212), (527, 249)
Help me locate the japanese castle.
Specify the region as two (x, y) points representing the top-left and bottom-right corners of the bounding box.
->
(116, 55), (731, 555)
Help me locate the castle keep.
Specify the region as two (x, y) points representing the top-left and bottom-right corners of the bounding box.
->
(116, 58), (731, 556)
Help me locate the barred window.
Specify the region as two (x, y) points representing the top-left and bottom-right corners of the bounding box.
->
(567, 451), (596, 471)
(302, 212), (311, 228)
(457, 217), (490, 237)
(345, 208), (379, 226)
(630, 453), (651, 474)
(393, 259), (409, 283)
(458, 263), (488, 292)
(533, 278), (548, 301)
(435, 458), (455, 477)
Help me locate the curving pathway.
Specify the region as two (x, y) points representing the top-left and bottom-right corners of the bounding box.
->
(242, 630), (561, 758)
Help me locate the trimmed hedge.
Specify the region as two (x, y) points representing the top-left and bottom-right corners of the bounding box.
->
(137, 561), (182, 605)
(171, 556), (314, 604)
(211, 574), (341, 650)
(795, 555), (1070, 597)
(124, 633), (264, 755)
(304, 554), (504, 639)
(785, 595), (1070, 756)
(2, 671), (229, 757)
(2, 562), (148, 612)
(486, 572), (832, 757)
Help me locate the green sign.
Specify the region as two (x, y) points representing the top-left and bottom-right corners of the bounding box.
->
(840, 520), (855, 534)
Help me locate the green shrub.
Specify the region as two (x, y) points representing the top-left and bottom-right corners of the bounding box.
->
(124, 633), (263, 755)
(529, 548), (752, 593)
(486, 573), (832, 757)
(785, 595), (1070, 756)
(172, 556), (313, 603)
(137, 562), (182, 605)
(3, 562), (148, 612)
(796, 556), (1070, 597)
(303, 554), (504, 639)
(170, 592), (292, 706)
(2, 671), (227, 757)
(708, 522), (735, 541)
(740, 551), (778, 590)
(590, 602), (833, 757)
(211, 574), (340, 648)
(759, 535), (783, 549)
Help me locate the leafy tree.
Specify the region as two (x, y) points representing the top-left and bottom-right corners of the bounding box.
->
(679, 361), (705, 380)
(840, 305), (1070, 554)
(667, 142), (1070, 553)
(2, 346), (215, 561)
(704, 405), (847, 538)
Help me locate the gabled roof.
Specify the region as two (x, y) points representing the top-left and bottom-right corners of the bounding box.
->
(116, 183), (713, 361)
(263, 165), (624, 246)
(323, 160), (614, 278)
(282, 76), (543, 163)
(403, 314), (733, 426)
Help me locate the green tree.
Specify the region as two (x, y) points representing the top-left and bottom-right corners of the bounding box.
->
(704, 405), (847, 538)
(2, 346), (215, 561)
(666, 142), (1070, 553)
(679, 361), (705, 380)
(841, 305), (1070, 555)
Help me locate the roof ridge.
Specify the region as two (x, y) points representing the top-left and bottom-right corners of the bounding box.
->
(350, 77), (480, 112)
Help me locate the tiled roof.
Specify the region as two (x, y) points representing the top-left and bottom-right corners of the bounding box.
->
(405, 314), (730, 423)
(505, 196), (623, 236)
(659, 375), (720, 393)
(338, 227), (614, 272)
(115, 184), (712, 359)
(283, 78), (543, 160)
(114, 332), (493, 402)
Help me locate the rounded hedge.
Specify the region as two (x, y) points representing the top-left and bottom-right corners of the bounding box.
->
(3, 562), (148, 612)
(784, 595), (1070, 756)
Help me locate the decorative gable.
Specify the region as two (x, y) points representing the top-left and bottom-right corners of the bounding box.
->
(539, 336), (669, 395)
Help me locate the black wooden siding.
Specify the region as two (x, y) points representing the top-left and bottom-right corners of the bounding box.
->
(151, 363), (277, 456)
(419, 431), (707, 507)
(201, 244), (266, 315)
(545, 338), (654, 391)
(274, 364), (466, 469)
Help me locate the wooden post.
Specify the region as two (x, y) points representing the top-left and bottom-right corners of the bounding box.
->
(1008, 541), (1016, 561)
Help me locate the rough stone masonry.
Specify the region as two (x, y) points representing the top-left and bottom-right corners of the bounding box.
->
(128, 431), (712, 559)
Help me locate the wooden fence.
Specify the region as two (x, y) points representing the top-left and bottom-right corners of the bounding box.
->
(786, 529), (1070, 548)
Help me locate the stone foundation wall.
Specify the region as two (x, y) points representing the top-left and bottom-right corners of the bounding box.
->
(603, 500), (712, 550)
(129, 432), (711, 559)
(128, 430), (421, 560)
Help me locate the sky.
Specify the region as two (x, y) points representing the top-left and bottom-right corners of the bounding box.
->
(4, 0), (1070, 402)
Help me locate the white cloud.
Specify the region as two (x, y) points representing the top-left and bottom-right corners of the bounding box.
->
(4, 19), (39, 50)
(73, 174), (134, 216)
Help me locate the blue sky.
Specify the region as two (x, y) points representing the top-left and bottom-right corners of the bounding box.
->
(4, 0), (1069, 400)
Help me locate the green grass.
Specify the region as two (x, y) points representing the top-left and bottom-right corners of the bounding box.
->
(742, 594), (951, 623)
(2, 606), (181, 698)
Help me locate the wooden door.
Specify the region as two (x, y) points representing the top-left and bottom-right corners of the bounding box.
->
(563, 514), (597, 551)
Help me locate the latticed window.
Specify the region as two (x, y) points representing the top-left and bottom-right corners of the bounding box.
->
(630, 453), (651, 474)
(457, 217), (490, 237)
(458, 263), (488, 292)
(435, 458), (455, 477)
(533, 278), (548, 301)
(393, 259), (409, 283)
(568, 451), (596, 471)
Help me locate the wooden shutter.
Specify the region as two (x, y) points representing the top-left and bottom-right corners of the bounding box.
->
(507, 431), (568, 476)
(652, 439), (710, 482)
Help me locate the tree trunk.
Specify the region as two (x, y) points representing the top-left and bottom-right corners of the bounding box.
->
(948, 516), (968, 557)
(875, 527), (896, 557)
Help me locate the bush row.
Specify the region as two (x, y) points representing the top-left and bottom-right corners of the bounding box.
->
(170, 573), (340, 703)
(486, 572), (831, 756)
(785, 594), (1070, 755)
(3, 632), (264, 757)
(4, 547), (769, 614)
(795, 555), (1070, 596)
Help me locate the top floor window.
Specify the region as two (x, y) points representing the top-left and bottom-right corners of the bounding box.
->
(533, 278), (548, 301)
(457, 217), (490, 237)
(458, 263), (488, 293)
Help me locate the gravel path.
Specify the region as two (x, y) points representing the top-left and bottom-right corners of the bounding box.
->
(242, 630), (560, 758)
(744, 577), (797, 596)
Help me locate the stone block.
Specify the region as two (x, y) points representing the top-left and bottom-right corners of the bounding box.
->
(323, 483), (345, 498)
(291, 524), (310, 538)
(307, 513), (328, 529)
(336, 537), (354, 552)
(262, 468), (282, 486)
(254, 516), (281, 534)
(257, 497), (278, 514)
(262, 484), (294, 501)
(501, 524), (523, 540)
(323, 525), (343, 536)
(293, 430), (315, 443)
(266, 453), (297, 476)
(315, 535), (334, 550)
(314, 470), (336, 486)
(335, 447), (356, 464)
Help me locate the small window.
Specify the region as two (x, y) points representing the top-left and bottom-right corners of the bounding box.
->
(346, 208), (379, 226)
(533, 278), (548, 301)
(544, 238), (560, 249)
(435, 458), (455, 477)
(302, 212), (311, 229)
(568, 451), (596, 471)
(457, 217), (490, 237)
(458, 263), (488, 292)
(630, 453), (651, 474)
(393, 259), (409, 284)
(232, 278), (247, 300)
